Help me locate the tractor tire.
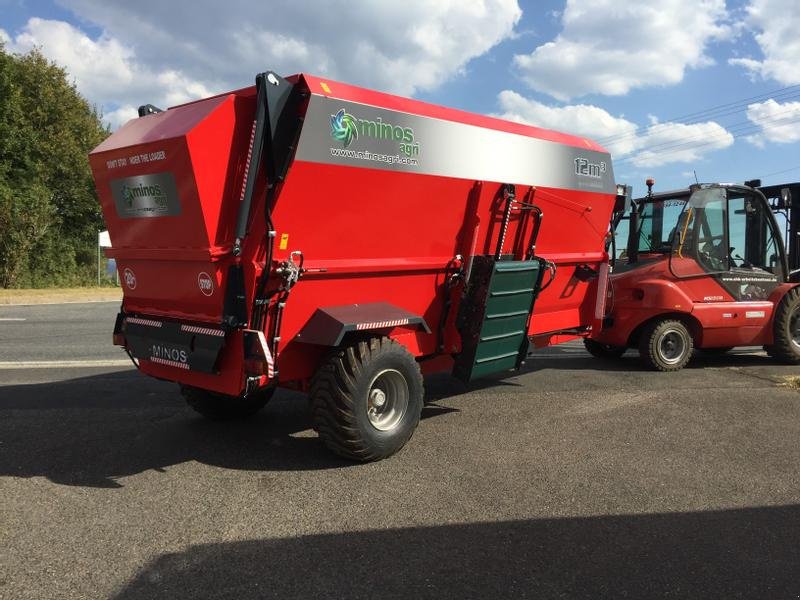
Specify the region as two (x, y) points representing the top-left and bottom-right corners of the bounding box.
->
(765, 287), (800, 364)
(310, 337), (424, 462)
(583, 338), (626, 359)
(181, 385), (274, 421)
(639, 319), (694, 372)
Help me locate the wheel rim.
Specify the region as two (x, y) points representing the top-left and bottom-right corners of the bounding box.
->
(658, 329), (686, 364)
(791, 308), (800, 350)
(366, 369), (409, 431)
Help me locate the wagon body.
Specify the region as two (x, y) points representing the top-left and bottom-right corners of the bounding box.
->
(90, 71), (617, 458)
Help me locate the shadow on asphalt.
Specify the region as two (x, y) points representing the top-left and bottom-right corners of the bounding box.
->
(517, 346), (777, 374)
(0, 370), (459, 488)
(0, 348), (783, 489)
(114, 505), (800, 599)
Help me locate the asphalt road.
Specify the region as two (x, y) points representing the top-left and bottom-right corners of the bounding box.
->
(0, 301), (122, 363)
(1, 302), (800, 599)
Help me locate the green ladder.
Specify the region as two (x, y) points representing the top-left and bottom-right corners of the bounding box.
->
(454, 256), (543, 381)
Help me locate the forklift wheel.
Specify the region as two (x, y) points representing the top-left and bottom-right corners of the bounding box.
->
(583, 338), (626, 359)
(180, 385), (274, 421)
(765, 287), (800, 364)
(639, 319), (693, 371)
(310, 337), (424, 462)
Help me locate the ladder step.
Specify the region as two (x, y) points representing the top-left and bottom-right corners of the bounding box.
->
(485, 309), (530, 319)
(475, 350), (519, 364)
(494, 263), (539, 273)
(480, 330), (524, 342)
(489, 287), (534, 297)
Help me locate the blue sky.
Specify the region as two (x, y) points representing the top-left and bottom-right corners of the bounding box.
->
(1, 0), (798, 194)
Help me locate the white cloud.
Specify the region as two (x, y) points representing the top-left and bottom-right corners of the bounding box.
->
(496, 90), (639, 155)
(102, 105), (138, 130)
(2, 18), (215, 128)
(154, 71), (214, 107)
(729, 0), (800, 85)
(496, 91), (734, 167)
(513, 0), (731, 100)
(2, 2), (520, 128)
(8, 18), (135, 100)
(630, 121), (734, 167)
(58, 0), (521, 96)
(745, 99), (800, 147)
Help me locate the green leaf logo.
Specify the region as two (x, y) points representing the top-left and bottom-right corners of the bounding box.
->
(122, 185), (133, 208)
(330, 109), (358, 148)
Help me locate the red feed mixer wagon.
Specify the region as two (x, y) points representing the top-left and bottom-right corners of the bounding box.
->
(90, 70), (623, 460)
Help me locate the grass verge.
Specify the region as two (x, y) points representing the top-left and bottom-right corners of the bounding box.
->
(0, 287), (122, 305)
(781, 376), (800, 390)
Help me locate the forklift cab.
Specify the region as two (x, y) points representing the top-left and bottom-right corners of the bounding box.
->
(668, 185), (787, 299)
(623, 183), (790, 300)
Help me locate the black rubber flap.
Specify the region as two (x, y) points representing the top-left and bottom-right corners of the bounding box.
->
(124, 316), (226, 373)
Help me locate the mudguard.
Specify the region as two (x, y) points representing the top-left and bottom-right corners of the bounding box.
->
(295, 302), (430, 347)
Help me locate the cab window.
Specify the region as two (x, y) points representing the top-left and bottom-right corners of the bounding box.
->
(670, 187), (784, 279)
(728, 192), (783, 277)
(670, 187), (727, 276)
(636, 197), (687, 254)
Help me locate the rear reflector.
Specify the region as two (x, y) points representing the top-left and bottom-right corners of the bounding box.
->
(244, 329), (274, 379)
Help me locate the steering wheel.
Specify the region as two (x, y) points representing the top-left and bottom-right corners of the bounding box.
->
(700, 240), (728, 272)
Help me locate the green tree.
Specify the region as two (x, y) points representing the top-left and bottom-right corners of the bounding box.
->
(0, 44), (108, 287)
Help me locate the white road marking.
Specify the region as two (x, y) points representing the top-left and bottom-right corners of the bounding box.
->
(0, 359), (132, 370)
(0, 318), (26, 321)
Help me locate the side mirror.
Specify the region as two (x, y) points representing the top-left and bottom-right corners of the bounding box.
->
(780, 187), (792, 209)
(613, 184), (631, 213)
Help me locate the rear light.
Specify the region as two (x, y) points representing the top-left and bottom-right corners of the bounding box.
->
(112, 312), (126, 346)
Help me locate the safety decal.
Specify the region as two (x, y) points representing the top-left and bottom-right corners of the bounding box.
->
(123, 268), (137, 290)
(181, 324), (225, 337)
(198, 272), (214, 296)
(355, 318), (410, 330)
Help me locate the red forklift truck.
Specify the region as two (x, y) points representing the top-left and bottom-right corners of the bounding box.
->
(587, 179), (800, 371)
(90, 70), (624, 461)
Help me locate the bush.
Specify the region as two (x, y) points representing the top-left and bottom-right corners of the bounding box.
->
(0, 44), (109, 288)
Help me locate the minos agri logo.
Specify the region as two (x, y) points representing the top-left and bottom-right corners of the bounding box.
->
(122, 182), (168, 209)
(110, 173), (181, 219)
(330, 108), (420, 158)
